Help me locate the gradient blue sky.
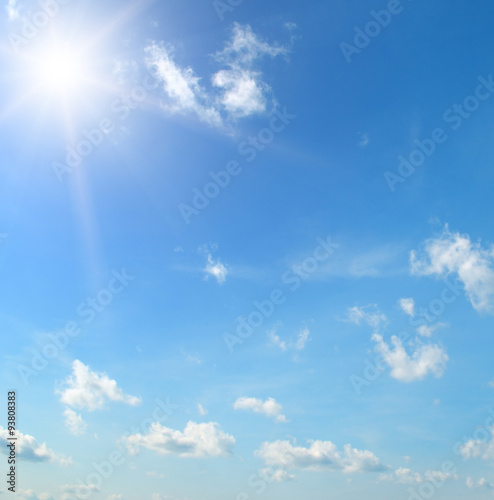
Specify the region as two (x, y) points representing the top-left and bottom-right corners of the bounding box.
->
(2, 1), (494, 499)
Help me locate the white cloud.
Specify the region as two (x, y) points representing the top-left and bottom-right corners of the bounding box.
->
(233, 397), (288, 422)
(197, 403), (208, 416)
(145, 23), (289, 126)
(5, 0), (19, 20)
(267, 328), (287, 351)
(346, 305), (387, 329)
(399, 298), (415, 317)
(60, 485), (99, 500)
(0, 426), (69, 465)
(466, 476), (494, 489)
(204, 253), (228, 284)
(57, 360), (141, 411)
(255, 440), (387, 475)
(372, 334), (448, 382)
(63, 408), (87, 436)
(16, 491), (55, 500)
(260, 467), (296, 482)
(147, 471), (165, 478)
(411, 226), (494, 313)
(459, 426), (494, 460)
(107, 495), (123, 500)
(379, 467), (457, 485)
(416, 323), (446, 338)
(123, 421), (235, 458)
(145, 43), (222, 127)
(295, 327), (311, 351)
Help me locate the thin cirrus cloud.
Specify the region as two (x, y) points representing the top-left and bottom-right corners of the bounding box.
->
(145, 23), (290, 127)
(233, 396), (288, 422)
(203, 253), (229, 284)
(254, 439), (387, 478)
(371, 334), (449, 383)
(379, 467), (457, 485)
(123, 421), (235, 458)
(0, 426), (70, 465)
(411, 225), (494, 313)
(345, 304), (387, 330)
(267, 327), (311, 352)
(56, 360), (142, 411)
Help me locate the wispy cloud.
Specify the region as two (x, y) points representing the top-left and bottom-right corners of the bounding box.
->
(379, 467), (457, 485)
(5, 0), (19, 20)
(204, 253), (229, 284)
(399, 298), (415, 317)
(63, 408), (87, 436)
(345, 305), (387, 330)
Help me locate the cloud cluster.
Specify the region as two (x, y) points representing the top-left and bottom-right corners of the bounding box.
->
(255, 439), (387, 477)
(379, 467), (457, 485)
(145, 23), (290, 127)
(411, 226), (494, 313)
(466, 476), (494, 489)
(458, 426), (494, 460)
(372, 334), (448, 382)
(267, 327), (310, 352)
(57, 360), (141, 411)
(346, 305), (387, 329)
(233, 397), (287, 422)
(0, 426), (69, 465)
(123, 421), (235, 458)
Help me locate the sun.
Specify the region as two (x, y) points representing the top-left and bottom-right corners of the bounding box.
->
(31, 43), (87, 95)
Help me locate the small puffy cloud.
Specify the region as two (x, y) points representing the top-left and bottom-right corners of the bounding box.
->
(123, 421), (235, 458)
(411, 226), (494, 313)
(260, 467), (295, 482)
(63, 408), (87, 436)
(399, 298), (415, 317)
(466, 476), (494, 489)
(372, 334), (448, 382)
(379, 467), (457, 485)
(459, 426), (494, 460)
(16, 491), (55, 500)
(255, 440), (387, 475)
(416, 323), (446, 338)
(346, 305), (387, 329)
(0, 426), (69, 465)
(197, 404), (208, 416)
(57, 360), (141, 411)
(295, 327), (311, 351)
(204, 253), (228, 284)
(233, 397), (287, 422)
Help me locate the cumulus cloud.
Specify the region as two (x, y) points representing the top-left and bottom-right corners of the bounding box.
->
(233, 397), (288, 422)
(123, 421), (235, 458)
(372, 334), (448, 382)
(399, 298), (415, 317)
(57, 360), (141, 411)
(416, 323), (446, 338)
(458, 426), (494, 460)
(346, 305), (387, 329)
(255, 439), (387, 476)
(145, 23), (289, 127)
(63, 408), (87, 436)
(0, 426), (69, 465)
(379, 467), (457, 485)
(203, 253), (228, 284)
(411, 226), (494, 313)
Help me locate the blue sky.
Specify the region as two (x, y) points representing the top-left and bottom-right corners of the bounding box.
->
(1, 0), (494, 499)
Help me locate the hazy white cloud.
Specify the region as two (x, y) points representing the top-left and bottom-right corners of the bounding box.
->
(358, 132), (369, 147)
(60, 485), (99, 500)
(5, 0), (19, 20)
(255, 439), (387, 475)
(260, 467), (296, 482)
(197, 403), (208, 416)
(399, 298), (415, 317)
(459, 426), (494, 460)
(411, 226), (494, 313)
(233, 397), (287, 422)
(295, 327), (311, 351)
(379, 467), (457, 485)
(0, 426), (69, 465)
(57, 360), (141, 411)
(466, 476), (494, 489)
(372, 334), (448, 382)
(267, 328), (287, 351)
(16, 491), (55, 500)
(204, 253), (228, 284)
(123, 421), (235, 458)
(63, 408), (87, 436)
(346, 305), (387, 329)
(416, 323), (446, 338)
